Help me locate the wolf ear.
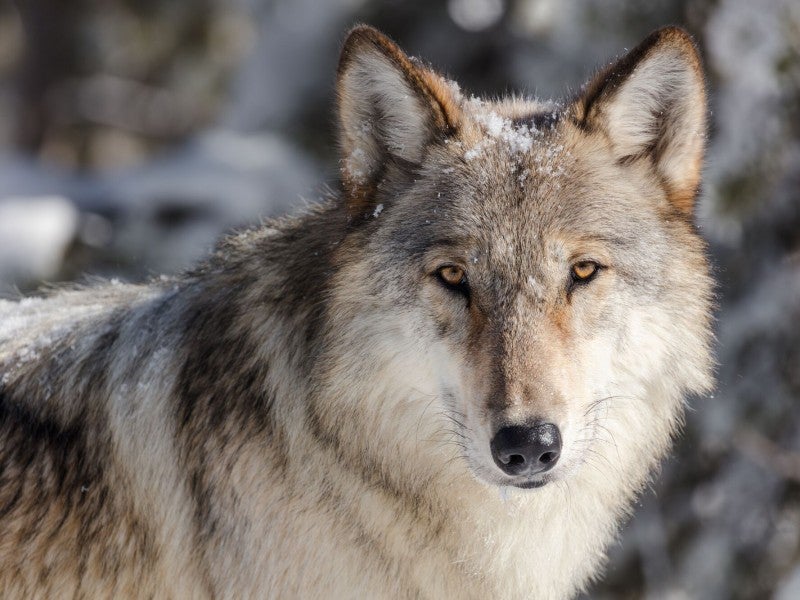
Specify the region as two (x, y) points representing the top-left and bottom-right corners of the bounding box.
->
(337, 25), (460, 217)
(571, 27), (707, 216)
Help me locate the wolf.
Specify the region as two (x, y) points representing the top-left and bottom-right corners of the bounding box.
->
(0, 25), (712, 599)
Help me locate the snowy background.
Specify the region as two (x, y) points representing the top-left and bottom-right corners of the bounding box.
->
(1, 0), (798, 596)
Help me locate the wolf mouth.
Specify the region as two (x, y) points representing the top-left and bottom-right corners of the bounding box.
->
(506, 477), (550, 489)
(500, 477), (555, 490)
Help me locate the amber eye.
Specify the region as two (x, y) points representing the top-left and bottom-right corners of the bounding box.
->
(571, 261), (598, 282)
(438, 265), (466, 286)
(436, 265), (469, 296)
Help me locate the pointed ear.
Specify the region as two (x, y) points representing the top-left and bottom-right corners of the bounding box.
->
(571, 27), (707, 216)
(336, 25), (461, 217)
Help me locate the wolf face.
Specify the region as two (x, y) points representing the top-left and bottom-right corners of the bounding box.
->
(324, 27), (713, 493)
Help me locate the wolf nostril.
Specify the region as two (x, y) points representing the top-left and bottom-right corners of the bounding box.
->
(490, 423), (562, 477)
(539, 451), (557, 464)
(505, 454), (525, 467)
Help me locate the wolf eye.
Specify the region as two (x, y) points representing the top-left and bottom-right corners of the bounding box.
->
(571, 261), (599, 283)
(436, 265), (469, 295)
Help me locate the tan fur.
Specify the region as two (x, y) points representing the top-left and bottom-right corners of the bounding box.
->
(0, 26), (713, 599)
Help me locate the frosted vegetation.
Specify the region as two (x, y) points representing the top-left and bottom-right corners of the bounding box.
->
(0, 0), (798, 597)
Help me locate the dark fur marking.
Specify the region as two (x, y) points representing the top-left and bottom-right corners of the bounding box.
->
(0, 391), (101, 587)
(0, 308), (162, 595)
(174, 280), (285, 595)
(256, 206), (343, 363)
(175, 284), (271, 435)
(513, 110), (561, 131)
(0, 392), (99, 493)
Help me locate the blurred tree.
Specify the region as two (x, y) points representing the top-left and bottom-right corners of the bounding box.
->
(14, 0), (83, 152)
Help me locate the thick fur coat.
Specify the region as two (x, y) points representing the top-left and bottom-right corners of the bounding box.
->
(0, 26), (713, 599)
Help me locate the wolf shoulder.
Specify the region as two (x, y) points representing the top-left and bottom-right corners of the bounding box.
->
(1, 281), (168, 379)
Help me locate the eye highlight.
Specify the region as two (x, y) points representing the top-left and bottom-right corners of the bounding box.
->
(436, 265), (469, 295)
(571, 261), (599, 283)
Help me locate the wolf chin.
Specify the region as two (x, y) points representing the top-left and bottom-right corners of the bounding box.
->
(0, 25), (713, 599)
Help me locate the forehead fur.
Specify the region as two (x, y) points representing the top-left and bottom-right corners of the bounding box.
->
(338, 25), (706, 225)
(406, 94), (657, 236)
(457, 95), (562, 145)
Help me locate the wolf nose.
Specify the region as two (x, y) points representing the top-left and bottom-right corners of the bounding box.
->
(490, 423), (561, 477)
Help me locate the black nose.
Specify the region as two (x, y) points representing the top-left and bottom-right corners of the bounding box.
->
(490, 423), (562, 476)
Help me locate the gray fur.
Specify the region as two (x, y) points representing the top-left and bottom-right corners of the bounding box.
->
(0, 26), (713, 599)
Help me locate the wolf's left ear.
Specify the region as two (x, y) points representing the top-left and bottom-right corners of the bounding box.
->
(571, 27), (707, 216)
(337, 25), (461, 217)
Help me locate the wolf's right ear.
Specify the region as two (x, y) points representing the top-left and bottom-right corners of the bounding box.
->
(337, 26), (461, 218)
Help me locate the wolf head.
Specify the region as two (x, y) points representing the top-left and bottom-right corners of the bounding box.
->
(316, 26), (713, 493)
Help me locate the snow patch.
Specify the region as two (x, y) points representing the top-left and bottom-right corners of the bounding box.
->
(476, 110), (507, 137)
(463, 107), (570, 188)
(466, 110), (537, 160)
(345, 147), (369, 182)
(0, 196), (78, 285)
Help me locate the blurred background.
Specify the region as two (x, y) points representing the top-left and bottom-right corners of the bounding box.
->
(0, 0), (798, 597)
